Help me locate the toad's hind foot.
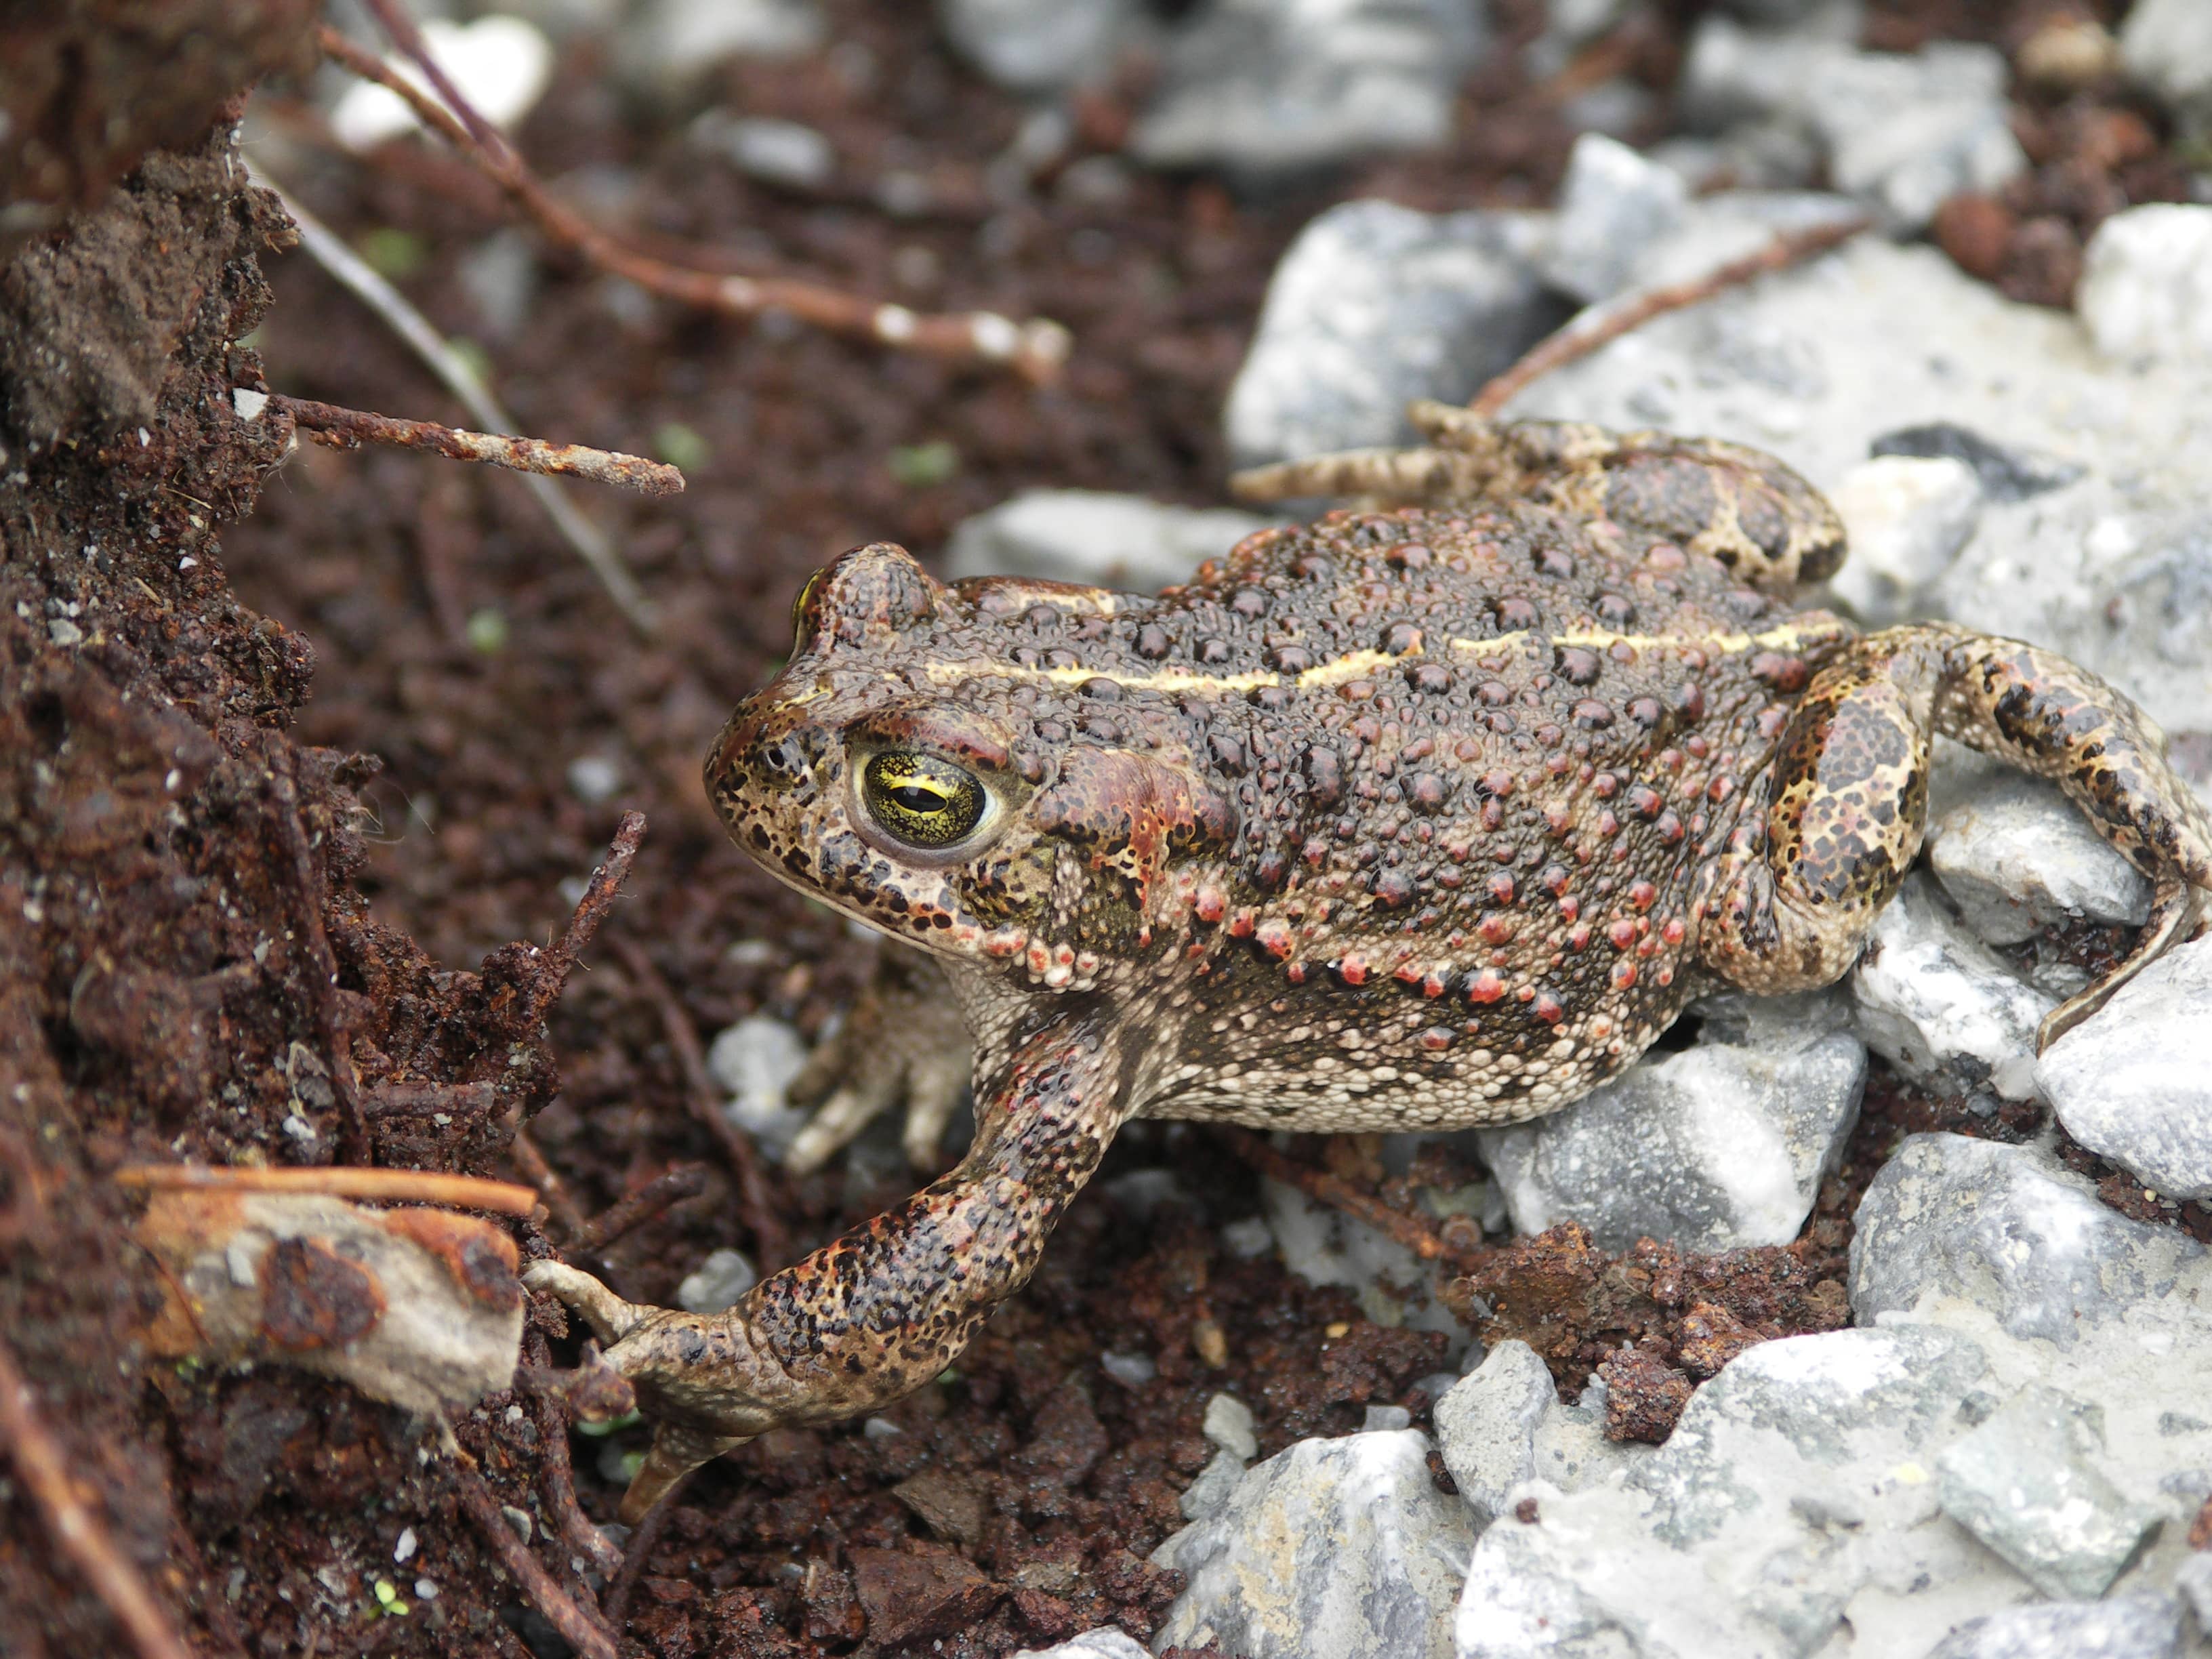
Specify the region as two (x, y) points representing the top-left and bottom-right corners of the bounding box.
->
(783, 943), (972, 1175)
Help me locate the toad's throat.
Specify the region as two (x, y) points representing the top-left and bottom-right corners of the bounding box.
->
(920, 619), (1843, 696)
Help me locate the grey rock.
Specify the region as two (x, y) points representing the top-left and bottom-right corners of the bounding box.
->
(1153, 1429), (1475, 1659)
(2178, 1552), (2212, 1629)
(456, 230), (540, 342)
(1936, 1384), (2165, 1601)
(613, 0), (826, 106)
(2080, 206), (2212, 367)
(1456, 1325), (2005, 1658)
(1928, 771), (2151, 948)
(1178, 1448), (1246, 1522)
(1099, 1349), (1155, 1387)
(689, 112), (835, 190)
(674, 1247), (757, 1313)
(1366, 1404), (1414, 1431)
(1263, 1176), (1469, 1358)
(1224, 199), (1563, 468)
(705, 1015), (813, 1160)
(1204, 1392), (1259, 1462)
(1541, 133), (1688, 304)
(1131, 0), (1489, 178)
(1016, 1629), (1153, 1659)
(2121, 0), (2212, 138)
(1849, 1132), (2205, 1345)
(943, 491), (1269, 596)
(1525, 0), (1633, 80)
(1850, 873), (2052, 1103)
(2036, 937), (2212, 1202)
(939, 0), (1139, 94)
(1868, 422), (2085, 504)
(1926, 1593), (2188, 1659)
(1826, 454), (1984, 625)
(1476, 987), (1864, 1251)
(1433, 1340), (1555, 1525)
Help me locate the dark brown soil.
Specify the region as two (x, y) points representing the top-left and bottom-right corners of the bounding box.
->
(2, 1), (2203, 1656)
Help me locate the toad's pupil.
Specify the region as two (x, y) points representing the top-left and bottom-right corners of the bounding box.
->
(890, 785), (945, 813)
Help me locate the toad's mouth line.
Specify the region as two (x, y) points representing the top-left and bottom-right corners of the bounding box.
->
(917, 618), (1846, 697)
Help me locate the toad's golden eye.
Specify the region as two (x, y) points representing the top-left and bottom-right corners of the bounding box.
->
(861, 751), (986, 848)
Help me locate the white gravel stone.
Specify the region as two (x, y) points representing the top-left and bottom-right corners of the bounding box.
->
(1476, 987), (1865, 1251)
(1826, 454), (1984, 624)
(1849, 1132), (2205, 1345)
(1178, 1448), (1247, 1523)
(2121, 0), (2212, 138)
(565, 755), (623, 804)
(1131, 0), (1490, 177)
(689, 112), (836, 190)
(705, 1015), (812, 1159)
(1015, 1628), (1153, 1659)
(330, 16), (554, 151)
(1925, 1593), (2191, 1659)
(1099, 1349), (1156, 1387)
(1851, 873), (2053, 1103)
(1203, 1392), (1258, 1462)
(939, 0), (1139, 92)
(943, 491), (1269, 596)
(1432, 1340), (1555, 1526)
(2079, 205), (2212, 367)
(1153, 1429), (1475, 1659)
(1928, 771), (2152, 947)
(675, 1247), (756, 1313)
(1540, 134), (1688, 304)
(2177, 1552), (2212, 1629)
(1263, 1176), (1469, 1358)
(2036, 936), (2212, 1202)
(1935, 1382), (2165, 1601)
(1223, 199), (1563, 468)
(613, 0), (826, 106)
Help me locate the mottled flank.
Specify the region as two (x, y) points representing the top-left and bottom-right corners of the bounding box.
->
(529, 407), (2212, 1519)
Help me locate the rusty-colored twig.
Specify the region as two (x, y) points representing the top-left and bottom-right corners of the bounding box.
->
(316, 23), (1070, 383)
(270, 747), (371, 1164)
(599, 1467), (695, 1633)
(365, 1078), (499, 1118)
(523, 1330), (627, 1578)
(270, 394), (684, 496)
(508, 1128), (590, 1240)
(451, 1456), (618, 1659)
(1217, 1126), (1456, 1263)
(573, 1163), (710, 1252)
(611, 939), (790, 1271)
(0, 1334), (194, 1659)
(1468, 214), (1872, 419)
(115, 1163), (538, 1216)
(523, 811), (646, 1030)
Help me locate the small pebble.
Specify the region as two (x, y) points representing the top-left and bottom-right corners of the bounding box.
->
(862, 1416), (903, 1441)
(1364, 1405), (1413, 1432)
(1221, 1216), (1275, 1258)
(1204, 1392), (1259, 1462)
(1100, 1349), (1157, 1387)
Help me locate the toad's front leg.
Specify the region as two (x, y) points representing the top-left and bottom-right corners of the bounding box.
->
(528, 1006), (1129, 1521)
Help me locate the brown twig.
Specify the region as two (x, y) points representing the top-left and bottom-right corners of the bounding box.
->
(523, 1330), (627, 1579)
(270, 394), (684, 496)
(573, 1163), (710, 1252)
(599, 1467), (696, 1633)
(316, 23), (1070, 383)
(450, 1456), (619, 1659)
(508, 1128), (590, 1240)
(0, 1334), (194, 1659)
(1217, 1126), (1456, 1263)
(1468, 214), (1872, 419)
(270, 747), (371, 1164)
(611, 939), (790, 1271)
(365, 1078), (499, 1118)
(115, 1163), (538, 1216)
(523, 811), (646, 1030)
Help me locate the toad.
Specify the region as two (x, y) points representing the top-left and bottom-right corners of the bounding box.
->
(529, 403), (2212, 1519)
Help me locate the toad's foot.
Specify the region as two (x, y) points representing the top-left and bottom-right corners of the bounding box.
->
(783, 943), (970, 1175)
(529, 1007), (1128, 1521)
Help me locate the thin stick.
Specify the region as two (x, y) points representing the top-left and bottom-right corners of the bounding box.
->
(1468, 215), (1871, 419)
(573, 1163), (709, 1252)
(523, 1330), (626, 1578)
(611, 939), (790, 1271)
(509, 1128), (590, 1240)
(116, 1163), (539, 1216)
(270, 746), (372, 1164)
(451, 1457), (619, 1659)
(248, 169), (657, 635)
(1217, 1126), (1454, 1263)
(270, 395), (684, 496)
(0, 1335), (195, 1659)
(523, 811), (646, 1029)
(318, 24), (1070, 384)
(599, 1467), (695, 1633)
(365, 1079), (499, 1117)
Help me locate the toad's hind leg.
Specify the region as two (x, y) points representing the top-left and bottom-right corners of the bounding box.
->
(528, 1008), (1131, 1521)
(1931, 630), (2212, 1044)
(1696, 632), (1942, 997)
